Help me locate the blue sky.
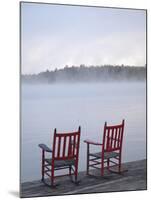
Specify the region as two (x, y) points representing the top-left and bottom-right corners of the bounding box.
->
(21, 3), (146, 74)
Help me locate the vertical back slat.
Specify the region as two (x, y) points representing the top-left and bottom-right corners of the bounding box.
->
(120, 120), (125, 150)
(106, 128), (110, 151)
(63, 136), (66, 157)
(52, 129), (57, 159)
(114, 127), (118, 148)
(76, 132), (80, 160)
(117, 127), (121, 148)
(110, 128), (114, 149)
(73, 134), (76, 156)
(68, 135), (72, 157)
(116, 128), (119, 148)
(70, 135), (73, 156)
(57, 136), (61, 158)
(102, 122), (107, 151)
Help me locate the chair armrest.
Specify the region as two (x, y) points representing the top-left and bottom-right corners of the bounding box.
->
(38, 144), (52, 152)
(84, 139), (102, 146)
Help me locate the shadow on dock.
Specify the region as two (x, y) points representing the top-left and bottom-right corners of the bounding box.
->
(20, 159), (147, 198)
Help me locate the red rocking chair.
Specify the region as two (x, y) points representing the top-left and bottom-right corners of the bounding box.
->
(84, 120), (125, 176)
(38, 126), (81, 186)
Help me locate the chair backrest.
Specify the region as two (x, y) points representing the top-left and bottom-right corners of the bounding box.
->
(52, 126), (81, 160)
(102, 120), (125, 152)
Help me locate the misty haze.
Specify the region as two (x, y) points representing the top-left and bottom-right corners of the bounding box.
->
(22, 65), (146, 84)
(20, 2), (147, 197)
(21, 81), (146, 182)
(21, 2), (147, 185)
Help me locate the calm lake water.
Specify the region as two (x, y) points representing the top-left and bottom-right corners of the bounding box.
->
(21, 82), (146, 182)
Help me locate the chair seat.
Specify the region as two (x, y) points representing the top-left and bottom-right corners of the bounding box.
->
(89, 151), (119, 159)
(45, 158), (75, 168)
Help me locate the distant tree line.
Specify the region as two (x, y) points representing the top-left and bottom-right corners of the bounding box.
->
(22, 64), (146, 84)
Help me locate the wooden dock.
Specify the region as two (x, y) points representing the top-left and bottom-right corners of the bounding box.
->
(20, 159), (147, 198)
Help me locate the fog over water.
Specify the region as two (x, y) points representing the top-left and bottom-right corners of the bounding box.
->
(21, 82), (146, 182)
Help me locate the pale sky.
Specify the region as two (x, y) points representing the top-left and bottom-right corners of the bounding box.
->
(21, 2), (146, 74)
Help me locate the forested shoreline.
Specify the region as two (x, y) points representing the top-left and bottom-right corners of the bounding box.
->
(22, 65), (146, 84)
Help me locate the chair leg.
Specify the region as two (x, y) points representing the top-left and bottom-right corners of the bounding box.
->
(101, 159), (104, 176)
(74, 160), (80, 184)
(107, 158), (110, 171)
(75, 171), (78, 182)
(86, 156), (89, 175)
(86, 144), (90, 175)
(118, 156), (122, 173)
(41, 150), (44, 181)
(75, 163), (78, 182)
(69, 165), (72, 176)
(51, 165), (55, 186)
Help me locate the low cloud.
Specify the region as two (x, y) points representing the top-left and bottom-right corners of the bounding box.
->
(22, 30), (146, 74)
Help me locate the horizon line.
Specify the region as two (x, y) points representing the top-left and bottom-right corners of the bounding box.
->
(21, 64), (146, 76)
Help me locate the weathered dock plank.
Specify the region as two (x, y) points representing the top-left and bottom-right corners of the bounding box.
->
(20, 159), (147, 198)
